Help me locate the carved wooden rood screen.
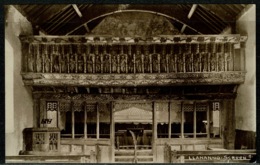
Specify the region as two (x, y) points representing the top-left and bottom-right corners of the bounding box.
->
(20, 35), (247, 75)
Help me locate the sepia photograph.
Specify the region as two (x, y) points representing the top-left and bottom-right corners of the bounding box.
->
(5, 3), (256, 163)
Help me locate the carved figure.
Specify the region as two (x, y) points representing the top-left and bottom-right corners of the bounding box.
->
(69, 54), (76, 73)
(112, 55), (118, 73)
(169, 55), (175, 72)
(78, 55), (84, 73)
(36, 54), (42, 72)
(53, 56), (59, 73)
(128, 56), (134, 73)
(135, 53), (142, 73)
(87, 55), (93, 73)
(95, 55), (101, 73)
(120, 55), (127, 73)
(201, 54), (207, 72)
(186, 55), (192, 72)
(218, 55), (224, 71)
(177, 55), (183, 72)
(152, 55), (159, 73)
(28, 54), (34, 72)
(144, 53), (150, 73)
(45, 54), (51, 73)
(60, 57), (66, 73)
(193, 54), (200, 72)
(103, 55), (110, 73)
(210, 54), (216, 71)
(160, 55), (167, 73)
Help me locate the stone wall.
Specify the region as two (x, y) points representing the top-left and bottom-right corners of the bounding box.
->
(235, 5), (256, 132)
(5, 5), (34, 155)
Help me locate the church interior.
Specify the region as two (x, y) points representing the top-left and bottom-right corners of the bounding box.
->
(5, 4), (256, 163)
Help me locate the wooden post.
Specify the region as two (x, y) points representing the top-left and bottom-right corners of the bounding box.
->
(84, 104), (87, 139)
(181, 102), (184, 138)
(152, 102), (157, 161)
(166, 54), (169, 73)
(150, 54), (152, 73)
(97, 103), (100, 139)
(193, 102), (196, 138)
(141, 53), (144, 73)
(158, 54), (161, 73)
(109, 54), (112, 74)
(183, 53), (186, 73)
(117, 54), (120, 74)
(207, 103), (210, 139)
(72, 107), (75, 139)
(110, 102), (115, 162)
(33, 98), (38, 128)
(133, 53), (136, 74)
(168, 102), (171, 139)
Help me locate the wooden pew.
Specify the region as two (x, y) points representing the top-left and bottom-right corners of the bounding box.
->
(170, 150), (256, 163)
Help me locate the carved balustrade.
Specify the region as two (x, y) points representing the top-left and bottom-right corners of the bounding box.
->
(20, 35), (247, 75)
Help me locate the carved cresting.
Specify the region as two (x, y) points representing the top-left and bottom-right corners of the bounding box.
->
(20, 35), (247, 86)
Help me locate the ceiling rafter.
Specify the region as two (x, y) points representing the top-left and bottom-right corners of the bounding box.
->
(15, 4), (247, 35)
(181, 4), (198, 33)
(72, 4), (83, 17)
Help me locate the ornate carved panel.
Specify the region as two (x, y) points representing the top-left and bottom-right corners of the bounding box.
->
(22, 72), (245, 86)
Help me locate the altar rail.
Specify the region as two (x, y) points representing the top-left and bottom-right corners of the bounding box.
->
(20, 35), (246, 75)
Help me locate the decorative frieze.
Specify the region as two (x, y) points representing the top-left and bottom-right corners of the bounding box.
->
(22, 72), (246, 86)
(20, 35), (247, 44)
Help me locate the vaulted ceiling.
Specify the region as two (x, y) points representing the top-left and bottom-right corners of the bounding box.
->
(14, 4), (248, 35)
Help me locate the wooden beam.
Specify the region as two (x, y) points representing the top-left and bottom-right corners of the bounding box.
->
(199, 4), (234, 22)
(84, 24), (90, 33)
(72, 4), (82, 18)
(181, 24), (187, 33)
(187, 4), (198, 19)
